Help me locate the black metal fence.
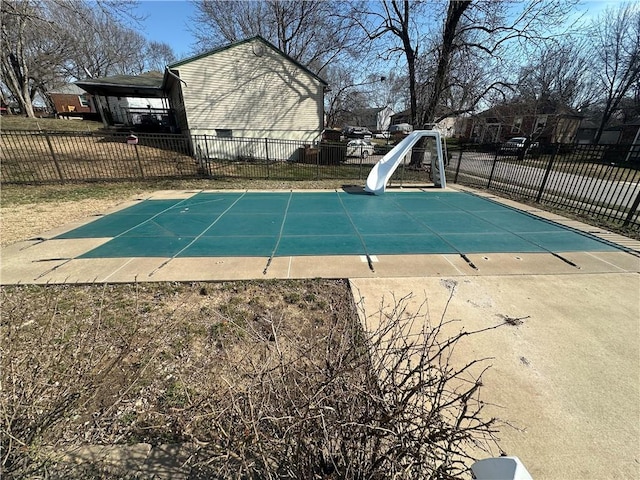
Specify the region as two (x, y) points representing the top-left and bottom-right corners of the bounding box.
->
(1, 130), (638, 230)
(1, 130), (196, 182)
(0, 131), (389, 184)
(448, 143), (640, 230)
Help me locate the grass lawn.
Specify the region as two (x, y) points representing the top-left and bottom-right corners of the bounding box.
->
(1, 115), (104, 132)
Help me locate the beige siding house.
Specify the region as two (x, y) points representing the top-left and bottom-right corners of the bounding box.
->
(163, 37), (327, 143)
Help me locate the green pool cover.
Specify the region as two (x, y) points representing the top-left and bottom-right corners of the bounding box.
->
(55, 191), (620, 258)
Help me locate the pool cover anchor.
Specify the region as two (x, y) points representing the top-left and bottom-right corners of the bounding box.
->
(32, 257), (73, 280)
(460, 254), (478, 270)
(365, 254), (376, 272)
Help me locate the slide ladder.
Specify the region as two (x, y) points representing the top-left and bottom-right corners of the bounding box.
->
(364, 130), (446, 195)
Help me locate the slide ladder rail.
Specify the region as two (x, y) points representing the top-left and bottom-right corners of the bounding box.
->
(364, 130), (446, 195)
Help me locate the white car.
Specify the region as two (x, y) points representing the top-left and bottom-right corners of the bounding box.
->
(346, 139), (374, 158)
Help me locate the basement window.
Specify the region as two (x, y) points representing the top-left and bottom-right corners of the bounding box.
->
(216, 129), (233, 138)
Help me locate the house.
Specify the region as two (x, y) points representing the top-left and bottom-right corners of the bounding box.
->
(465, 100), (583, 145)
(48, 84), (95, 118)
(341, 106), (395, 133)
(390, 109), (456, 138)
(163, 36), (327, 142)
(76, 72), (171, 130)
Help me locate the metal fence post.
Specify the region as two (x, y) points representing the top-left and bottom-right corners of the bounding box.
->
(623, 187), (640, 227)
(204, 134), (211, 160)
(316, 145), (320, 180)
(535, 143), (559, 203)
(134, 143), (145, 178)
(42, 131), (65, 181)
(265, 138), (270, 178)
(453, 146), (463, 183)
(487, 151), (499, 189)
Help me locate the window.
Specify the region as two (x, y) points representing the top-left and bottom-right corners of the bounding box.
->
(216, 129), (233, 138)
(512, 116), (523, 133)
(534, 115), (548, 133)
(78, 95), (90, 107)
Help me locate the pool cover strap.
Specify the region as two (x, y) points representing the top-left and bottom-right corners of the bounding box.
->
(263, 191), (293, 275)
(388, 196), (478, 270)
(435, 191), (580, 269)
(149, 191), (248, 277)
(336, 190), (376, 272)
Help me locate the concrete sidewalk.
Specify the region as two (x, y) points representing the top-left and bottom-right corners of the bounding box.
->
(350, 272), (640, 479)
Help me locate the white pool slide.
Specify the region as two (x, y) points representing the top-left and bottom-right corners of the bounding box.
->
(364, 130), (447, 195)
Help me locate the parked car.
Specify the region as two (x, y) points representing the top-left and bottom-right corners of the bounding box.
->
(499, 137), (539, 156)
(346, 139), (374, 158)
(343, 126), (372, 138)
(389, 123), (413, 136)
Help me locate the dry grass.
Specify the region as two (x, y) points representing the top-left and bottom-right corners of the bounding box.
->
(1, 116), (104, 132)
(1, 280), (355, 475)
(1, 281), (504, 479)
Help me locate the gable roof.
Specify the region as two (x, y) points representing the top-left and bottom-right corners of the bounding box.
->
(167, 36), (328, 86)
(49, 84), (88, 95)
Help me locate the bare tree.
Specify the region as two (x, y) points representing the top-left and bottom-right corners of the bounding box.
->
(55, 2), (147, 79)
(419, 0), (582, 126)
(356, 0), (579, 131)
(352, 0), (433, 127)
(144, 41), (177, 72)
(0, 0), (66, 117)
(0, 0), (146, 117)
(324, 65), (399, 128)
(516, 37), (598, 111)
(191, 0), (363, 72)
(589, 3), (640, 143)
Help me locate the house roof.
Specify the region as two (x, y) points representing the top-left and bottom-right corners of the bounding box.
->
(75, 71), (165, 98)
(351, 107), (392, 116)
(477, 100), (583, 120)
(49, 84), (88, 95)
(166, 36), (328, 86)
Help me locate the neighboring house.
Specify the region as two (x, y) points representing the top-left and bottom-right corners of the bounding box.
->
(342, 106), (395, 133)
(390, 109), (456, 138)
(577, 118), (640, 145)
(48, 84), (94, 118)
(620, 120), (640, 144)
(575, 119), (599, 144)
(163, 36), (327, 142)
(465, 100), (583, 145)
(74, 37), (327, 161)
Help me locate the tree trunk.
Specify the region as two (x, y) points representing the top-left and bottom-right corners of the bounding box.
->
(409, 1), (471, 167)
(423, 0), (471, 124)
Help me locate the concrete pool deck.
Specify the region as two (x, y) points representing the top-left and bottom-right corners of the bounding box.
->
(1, 186), (639, 479)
